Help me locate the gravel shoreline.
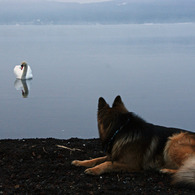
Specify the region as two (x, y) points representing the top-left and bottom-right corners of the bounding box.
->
(0, 138), (194, 194)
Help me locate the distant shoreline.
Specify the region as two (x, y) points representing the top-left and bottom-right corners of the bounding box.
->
(0, 22), (195, 26)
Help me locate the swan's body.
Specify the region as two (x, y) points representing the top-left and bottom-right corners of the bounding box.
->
(14, 62), (33, 80)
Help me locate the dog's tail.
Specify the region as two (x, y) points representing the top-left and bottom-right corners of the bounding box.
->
(172, 156), (195, 188)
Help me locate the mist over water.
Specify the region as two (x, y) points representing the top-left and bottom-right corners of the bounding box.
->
(0, 23), (195, 139)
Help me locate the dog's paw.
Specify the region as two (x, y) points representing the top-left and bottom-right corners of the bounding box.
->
(84, 168), (101, 175)
(160, 169), (168, 173)
(84, 168), (96, 175)
(71, 160), (81, 166)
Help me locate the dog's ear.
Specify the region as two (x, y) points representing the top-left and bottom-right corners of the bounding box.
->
(112, 95), (124, 107)
(98, 97), (109, 110)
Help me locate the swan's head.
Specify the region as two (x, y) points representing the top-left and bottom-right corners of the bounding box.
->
(21, 61), (27, 70)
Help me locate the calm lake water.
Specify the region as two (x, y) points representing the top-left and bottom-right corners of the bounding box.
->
(0, 23), (195, 139)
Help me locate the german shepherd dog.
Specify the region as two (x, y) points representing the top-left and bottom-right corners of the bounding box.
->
(72, 96), (195, 187)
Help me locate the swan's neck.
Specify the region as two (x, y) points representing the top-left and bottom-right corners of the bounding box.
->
(21, 65), (28, 79)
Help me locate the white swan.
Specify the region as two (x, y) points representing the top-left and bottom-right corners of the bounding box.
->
(14, 62), (33, 80)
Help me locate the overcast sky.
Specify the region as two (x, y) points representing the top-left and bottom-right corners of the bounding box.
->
(0, 0), (114, 3)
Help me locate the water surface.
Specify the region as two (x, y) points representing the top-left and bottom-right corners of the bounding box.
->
(0, 23), (195, 139)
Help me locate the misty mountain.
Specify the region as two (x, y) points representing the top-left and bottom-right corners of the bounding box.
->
(0, 0), (195, 25)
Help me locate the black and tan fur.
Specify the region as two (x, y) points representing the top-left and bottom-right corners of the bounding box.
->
(72, 96), (195, 187)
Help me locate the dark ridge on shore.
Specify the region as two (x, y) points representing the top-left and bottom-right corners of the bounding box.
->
(0, 138), (194, 194)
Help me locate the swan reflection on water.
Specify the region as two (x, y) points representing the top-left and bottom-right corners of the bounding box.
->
(14, 79), (32, 98)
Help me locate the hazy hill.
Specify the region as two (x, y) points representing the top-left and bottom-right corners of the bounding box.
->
(0, 0), (194, 25)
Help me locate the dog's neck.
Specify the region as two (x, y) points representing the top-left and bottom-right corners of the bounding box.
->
(104, 117), (130, 153)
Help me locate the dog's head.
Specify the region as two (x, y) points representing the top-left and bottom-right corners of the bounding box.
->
(97, 95), (129, 142)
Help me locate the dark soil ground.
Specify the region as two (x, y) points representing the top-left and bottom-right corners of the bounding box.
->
(0, 138), (194, 194)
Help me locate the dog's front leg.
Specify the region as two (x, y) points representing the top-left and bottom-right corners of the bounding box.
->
(84, 161), (131, 175)
(72, 156), (107, 168)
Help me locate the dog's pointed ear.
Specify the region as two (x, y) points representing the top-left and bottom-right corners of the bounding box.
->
(112, 95), (124, 107)
(98, 97), (109, 110)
